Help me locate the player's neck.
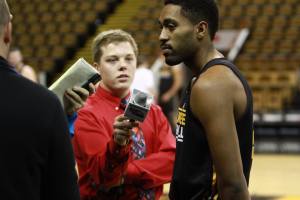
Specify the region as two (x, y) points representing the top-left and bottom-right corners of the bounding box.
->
(191, 45), (224, 75)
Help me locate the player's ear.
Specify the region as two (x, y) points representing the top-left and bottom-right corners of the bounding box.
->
(195, 21), (208, 40)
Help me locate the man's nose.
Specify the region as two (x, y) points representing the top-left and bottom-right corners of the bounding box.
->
(159, 28), (169, 42)
(119, 59), (128, 71)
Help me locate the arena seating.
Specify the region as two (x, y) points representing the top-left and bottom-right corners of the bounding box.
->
(9, 0), (120, 82)
(125, 0), (162, 64)
(125, 0), (300, 113)
(221, 0), (300, 112)
(9, 0), (300, 113)
(64, 0), (146, 68)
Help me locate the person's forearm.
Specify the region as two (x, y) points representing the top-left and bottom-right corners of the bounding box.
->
(219, 181), (250, 200)
(100, 138), (131, 189)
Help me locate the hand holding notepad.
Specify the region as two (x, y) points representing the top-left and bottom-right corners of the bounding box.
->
(49, 58), (101, 106)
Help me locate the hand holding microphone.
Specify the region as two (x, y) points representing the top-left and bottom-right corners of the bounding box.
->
(113, 115), (138, 146)
(113, 89), (153, 146)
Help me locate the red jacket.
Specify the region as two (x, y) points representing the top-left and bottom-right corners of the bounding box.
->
(73, 87), (176, 200)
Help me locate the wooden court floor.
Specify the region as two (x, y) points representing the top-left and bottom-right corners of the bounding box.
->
(249, 154), (300, 200)
(161, 154), (300, 200)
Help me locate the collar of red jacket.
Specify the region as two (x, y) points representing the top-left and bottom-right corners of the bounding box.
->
(95, 86), (131, 107)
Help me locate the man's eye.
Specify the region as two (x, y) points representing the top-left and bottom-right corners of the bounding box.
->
(107, 58), (117, 62)
(167, 24), (176, 30)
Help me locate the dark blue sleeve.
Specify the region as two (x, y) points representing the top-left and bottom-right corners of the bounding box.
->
(67, 112), (78, 137)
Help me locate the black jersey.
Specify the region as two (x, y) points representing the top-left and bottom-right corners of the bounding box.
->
(169, 58), (254, 200)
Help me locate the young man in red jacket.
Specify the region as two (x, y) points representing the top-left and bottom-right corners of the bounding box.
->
(71, 29), (176, 200)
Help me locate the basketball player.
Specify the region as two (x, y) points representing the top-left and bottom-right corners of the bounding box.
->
(158, 0), (254, 199)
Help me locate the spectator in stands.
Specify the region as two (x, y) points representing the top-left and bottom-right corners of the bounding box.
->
(158, 0), (253, 199)
(8, 47), (38, 82)
(0, 1), (80, 199)
(70, 29), (175, 200)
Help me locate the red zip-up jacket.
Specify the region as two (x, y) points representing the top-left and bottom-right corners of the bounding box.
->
(73, 87), (176, 200)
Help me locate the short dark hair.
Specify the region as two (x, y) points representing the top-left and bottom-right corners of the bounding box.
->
(164, 0), (219, 39)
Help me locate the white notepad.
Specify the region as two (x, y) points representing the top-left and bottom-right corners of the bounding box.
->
(49, 58), (100, 105)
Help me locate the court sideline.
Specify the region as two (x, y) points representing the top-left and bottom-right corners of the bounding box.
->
(161, 154), (300, 200)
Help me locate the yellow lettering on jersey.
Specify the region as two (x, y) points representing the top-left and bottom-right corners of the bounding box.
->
(177, 108), (186, 126)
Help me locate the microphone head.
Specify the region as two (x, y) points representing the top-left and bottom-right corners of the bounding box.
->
(124, 89), (153, 122)
(133, 93), (147, 107)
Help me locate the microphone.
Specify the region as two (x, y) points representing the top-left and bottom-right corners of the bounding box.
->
(124, 89), (153, 122)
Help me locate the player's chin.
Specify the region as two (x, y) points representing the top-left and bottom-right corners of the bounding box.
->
(165, 55), (182, 66)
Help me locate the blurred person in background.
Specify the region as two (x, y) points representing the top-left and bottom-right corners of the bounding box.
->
(131, 55), (157, 98)
(70, 29), (175, 200)
(288, 71), (300, 111)
(0, 0), (80, 199)
(158, 62), (183, 131)
(158, 0), (254, 199)
(8, 47), (38, 82)
(291, 88), (300, 110)
(152, 53), (183, 132)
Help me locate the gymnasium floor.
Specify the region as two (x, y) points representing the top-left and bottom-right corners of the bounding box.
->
(161, 154), (300, 200)
(249, 154), (300, 200)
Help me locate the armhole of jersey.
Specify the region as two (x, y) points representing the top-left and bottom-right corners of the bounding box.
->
(199, 58), (253, 117)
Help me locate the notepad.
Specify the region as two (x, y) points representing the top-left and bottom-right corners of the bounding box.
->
(49, 58), (101, 105)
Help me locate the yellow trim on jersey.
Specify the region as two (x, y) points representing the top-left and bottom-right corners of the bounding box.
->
(211, 166), (218, 199)
(178, 107), (186, 113)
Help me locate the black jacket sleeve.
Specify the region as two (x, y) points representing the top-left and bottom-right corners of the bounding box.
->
(46, 99), (80, 200)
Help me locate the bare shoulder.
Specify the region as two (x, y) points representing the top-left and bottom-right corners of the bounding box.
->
(192, 65), (240, 98)
(191, 64), (246, 121)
